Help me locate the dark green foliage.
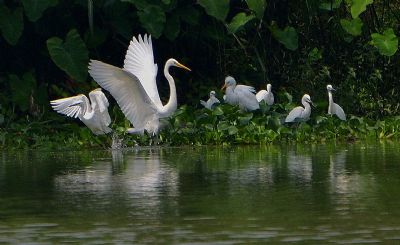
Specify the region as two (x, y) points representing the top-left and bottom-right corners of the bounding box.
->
(0, 0), (399, 149)
(22, 0), (57, 22)
(47, 29), (89, 83)
(0, 6), (23, 45)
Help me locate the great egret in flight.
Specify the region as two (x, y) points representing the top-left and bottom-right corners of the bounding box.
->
(200, 90), (220, 110)
(285, 94), (314, 123)
(50, 88), (112, 135)
(327, 84), (346, 120)
(256, 83), (274, 105)
(222, 76), (259, 111)
(88, 34), (191, 135)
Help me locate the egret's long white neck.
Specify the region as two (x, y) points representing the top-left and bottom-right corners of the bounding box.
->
(159, 59), (177, 118)
(267, 85), (271, 93)
(83, 95), (95, 120)
(302, 99), (312, 119)
(302, 100), (311, 110)
(328, 91), (333, 114)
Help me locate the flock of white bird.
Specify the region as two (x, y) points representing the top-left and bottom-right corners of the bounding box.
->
(50, 34), (346, 136)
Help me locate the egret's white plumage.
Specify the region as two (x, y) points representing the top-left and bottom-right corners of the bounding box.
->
(285, 94), (313, 123)
(50, 88), (112, 135)
(327, 84), (346, 120)
(222, 76), (259, 111)
(256, 83), (274, 105)
(200, 91), (220, 110)
(88, 34), (190, 135)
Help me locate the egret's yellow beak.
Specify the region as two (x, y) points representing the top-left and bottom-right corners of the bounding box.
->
(176, 62), (191, 71)
(221, 83), (227, 90)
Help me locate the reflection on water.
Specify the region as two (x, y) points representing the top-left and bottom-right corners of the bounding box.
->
(1, 143), (400, 243)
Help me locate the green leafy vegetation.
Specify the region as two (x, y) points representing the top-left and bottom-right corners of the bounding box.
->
(198, 0), (229, 21)
(0, 0), (399, 149)
(340, 18), (363, 36)
(227, 13), (255, 33)
(371, 29), (399, 56)
(351, 0), (373, 18)
(269, 23), (298, 51)
(3, 97), (400, 149)
(0, 6), (23, 45)
(46, 29), (89, 83)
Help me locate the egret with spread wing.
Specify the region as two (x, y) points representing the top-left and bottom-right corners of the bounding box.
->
(222, 76), (259, 111)
(88, 34), (191, 135)
(285, 94), (314, 123)
(50, 88), (112, 135)
(327, 84), (346, 120)
(256, 83), (274, 106)
(200, 91), (220, 110)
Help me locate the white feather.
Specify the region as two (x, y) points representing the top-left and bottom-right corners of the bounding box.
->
(50, 89), (112, 135)
(88, 60), (158, 134)
(285, 94), (312, 123)
(200, 91), (220, 110)
(123, 34), (163, 110)
(223, 76), (259, 112)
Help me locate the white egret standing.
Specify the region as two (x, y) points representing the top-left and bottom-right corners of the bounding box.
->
(88, 34), (191, 136)
(200, 91), (220, 110)
(221, 76), (259, 111)
(327, 84), (346, 120)
(50, 88), (112, 135)
(285, 94), (314, 123)
(256, 83), (274, 105)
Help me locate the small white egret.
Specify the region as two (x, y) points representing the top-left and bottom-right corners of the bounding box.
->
(200, 90), (220, 110)
(88, 34), (191, 136)
(221, 76), (259, 111)
(256, 83), (274, 105)
(50, 88), (112, 135)
(285, 94), (314, 123)
(327, 84), (346, 120)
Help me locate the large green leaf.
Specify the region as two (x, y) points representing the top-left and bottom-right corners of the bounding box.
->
(228, 125), (238, 135)
(22, 0), (58, 22)
(371, 28), (398, 56)
(137, 5), (166, 38)
(122, 0), (175, 11)
(269, 23), (298, 51)
(198, 0), (229, 22)
(163, 14), (180, 41)
(246, 0), (266, 19)
(0, 6), (23, 45)
(340, 17), (363, 36)
(47, 29), (89, 82)
(320, 0), (342, 10)
(227, 13), (255, 33)
(177, 6), (200, 25)
(351, 0), (373, 18)
(9, 73), (36, 112)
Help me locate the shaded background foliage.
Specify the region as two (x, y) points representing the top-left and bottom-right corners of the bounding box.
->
(0, 0), (399, 128)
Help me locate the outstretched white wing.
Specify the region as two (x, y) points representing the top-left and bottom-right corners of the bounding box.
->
(89, 89), (111, 126)
(50, 94), (88, 119)
(285, 106), (304, 122)
(123, 34), (163, 110)
(89, 60), (158, 131)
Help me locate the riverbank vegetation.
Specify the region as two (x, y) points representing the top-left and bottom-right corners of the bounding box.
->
(2, 94), (400, 149)
(0, 0), (399, 149)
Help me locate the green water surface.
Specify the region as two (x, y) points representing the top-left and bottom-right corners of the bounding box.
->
(1, 143), (400, 244)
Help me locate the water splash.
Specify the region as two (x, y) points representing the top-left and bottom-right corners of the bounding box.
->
(111, 133), (125, 150)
